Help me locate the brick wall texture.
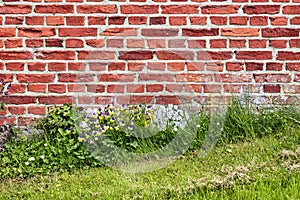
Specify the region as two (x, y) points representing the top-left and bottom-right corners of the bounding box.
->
(0, 0), (300, 125)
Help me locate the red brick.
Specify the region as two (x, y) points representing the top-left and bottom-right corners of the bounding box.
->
(202, 5), (239, 14)
(169, 17), (186, 25)
(167, 62), (185, 71)
(150, 17), (166, 25)
(0, 51), (33, 60)
(139, 74), (173, 82)
(46, 39), (63, 47)
(78, 5), (117, 13)
(5, 17), (23, 25)
(107, 85), (125, 93)
(121, 5), (158, 14)
(187, 62), (205, 71)
(38, 96), (74, 104)
(210, 16), (227, 25)
(249, 40), (266, 48)
(87, 84), (105, 93)
(6, 62), (24, 71)
(277, 52), (300, 60)
(146, 84), (164, 92)
(236, 51), (272, 60)
(48, 84), (66, 93)
(86, 39), (105, 48)
(243, 5), (280, 14)
(270, 17), (287, 26)
(254, 74), (291, 83)
(250, 16), (268, 25)
(142, 29), (178, 37)
(28, 62), (46, 71)
(46, 16), (64, 25)
(17, 74), (54, 83)
(36, 51), (75, 60)
(99, 74), (135, 82)
(127, 39), (144, 48)
(108, 62), (126, 71)
(0, 28), (16, 37)
(58, 74), (94, 82)
(245, 62), (264, 71)
(210, 39), (227, 48)
(127, 84), (144, 93)
(59, 28), (97, 37)
(5, 39), (22, 48)
(157, 51), (194, 60)
(262, 28), (299, 37)
(168, 39), (185, 48)
(230, 17), (248, 25)
(269, 40), (286, 48)
(0, 5), (32, 14)
(34, 5), (74, 13)
(266, 63), (283, 71)
(28, 106), (46, 115)
(166, 84), (184, 92)
(8, 106), (26, 115)
(221, 28), (259, 37)
(291, 17), (300, 25)
(66, 39), (84, 48)
(107, 39), (124, 48)
(19, 28), (56, 37)
(176, 74), (213, 82)
(26, 16), (44, 25)
(101, 28), (137, 36)
(108, 16), (126, 25)
(230, 40), (246, 48)
(161, 5), (199, 14)
(264, 85), (280, 93)
(148, 39), (166, 48)
(283, 6), (300, 14)
(48, 63), (66, 71)
(26, 39), (43, 47)
(66, 16), (84, 26)
(190, 17), (207, 25)
(182, 28), (219, 37)
(88, 17), (106, 25)
(226, 62), (243, 71)
(128, 16), (147, 25)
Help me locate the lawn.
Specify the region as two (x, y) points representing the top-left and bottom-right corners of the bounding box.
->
(0, 128), (299, 199)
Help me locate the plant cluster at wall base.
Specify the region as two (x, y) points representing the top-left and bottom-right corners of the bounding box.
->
(0, 80), (11, 111)
(0, 97), (300, 179)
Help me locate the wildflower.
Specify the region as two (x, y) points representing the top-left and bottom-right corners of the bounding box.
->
(80, 121), (88, 129)
(40, 155), (45, 159)
(120, 121), (125, 126)
(87, 139), (93, 144)
(25, 162), (29, 166)
(28, 157), (35, 161)
(66, 127), (71, 133)
(128, 125), (134, 131)
(44, 143), (47, 147)
(78, 137), (84, 142)
(96, 132), (102, 136)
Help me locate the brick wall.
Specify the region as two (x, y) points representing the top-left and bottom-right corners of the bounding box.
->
(0, 1), (299, 126)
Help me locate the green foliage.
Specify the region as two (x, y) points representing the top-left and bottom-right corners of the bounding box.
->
(0, 102), (4, 111)
(221, 96), (300, 143)
(1, 96), (300, 179)
(0, 104), (98, 179)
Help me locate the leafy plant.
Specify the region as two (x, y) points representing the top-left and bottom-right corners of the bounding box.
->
(0, 79), (11, 111)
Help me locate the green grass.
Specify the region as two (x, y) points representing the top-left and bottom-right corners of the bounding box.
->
(0, 128), (299, 199)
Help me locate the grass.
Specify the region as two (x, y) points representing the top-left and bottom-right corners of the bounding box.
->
(0, 128), (299, 199)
